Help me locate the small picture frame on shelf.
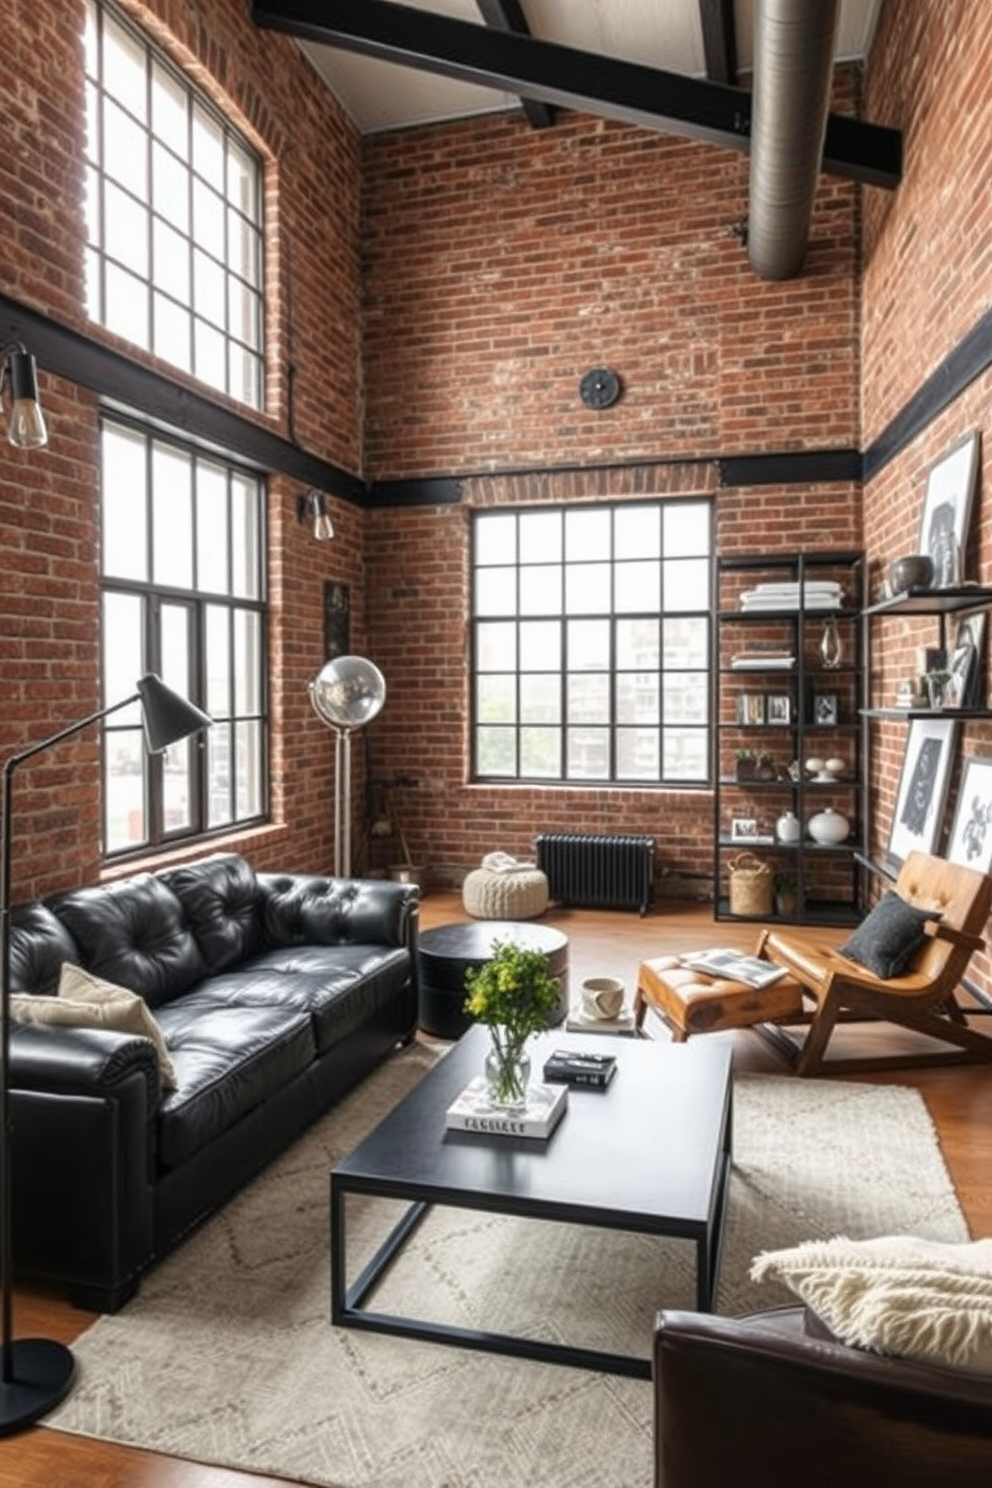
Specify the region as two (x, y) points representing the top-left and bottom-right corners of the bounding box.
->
(736, 693), (765, 725)
(951, 613), (986, 707)
(765, 694), (792, 725)
(730, 817), (759, 841)
(812, 692), (839, 726)
(946, 756), (992, 872)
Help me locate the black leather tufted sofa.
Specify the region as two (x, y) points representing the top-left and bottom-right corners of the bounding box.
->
(7, 851), (419, 1311)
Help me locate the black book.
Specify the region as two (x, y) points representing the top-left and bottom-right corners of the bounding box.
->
(543, 1050), (617, 1089)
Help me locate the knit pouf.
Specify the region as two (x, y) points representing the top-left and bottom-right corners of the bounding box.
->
(462, 867), (550, 920)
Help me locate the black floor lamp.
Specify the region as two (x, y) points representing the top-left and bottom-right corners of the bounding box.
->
(0, 674), (211, 1433)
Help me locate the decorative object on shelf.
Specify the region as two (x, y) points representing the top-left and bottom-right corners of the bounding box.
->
(894, 678), (926, 709)
(807, 807), (851, 845)
(812, 691), (839, 725)
(889, 554), (934, 593)
(925, 669), (951, 709)
(916, 431), (980, 589)
(727, 852), (773, 917)
(887, 718), (958, 864)
(819, 615), (844, 669)
(731, 816), (761, 841)
(736, 693), (766, 724)
(804, 755), (825, 778)
(735, 749), (774, 782)
(823, 757), (847, 781)
(773, 870), (800, 917)
(766, 693), (792, 725)
(786, 758), (802, 781)
(946, 755), (992, 872)
(943, 613), (986, 709)
(463, 939), (560, 1110)
(775, 810), (802, 844)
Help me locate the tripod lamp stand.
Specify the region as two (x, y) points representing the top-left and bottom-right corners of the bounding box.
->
(0, 674), (211, 1434)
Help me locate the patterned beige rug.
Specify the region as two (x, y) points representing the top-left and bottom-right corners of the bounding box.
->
(47, 1043), (969, 1488)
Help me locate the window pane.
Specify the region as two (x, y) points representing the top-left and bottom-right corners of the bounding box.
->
(233, 610), (261, 713)
(231, 476), (260, 599)
(153, 293), (192, 372)
(206, 604), (231, 716)
(153, 218), (190, 301)
(192, 179), (225, 258)
(207, 721), (232, 826)
(104, 99), (147, 196)
(152, 61), (187, 157)
(105, 262), (149, 345)
(102, 590), (143, 724)
(192, 102), (224, 183)
(152, 444), (193, 587)
(102, 425), (148, 580)
(103, 11), (147, 122)
(153, 142), (189, 230)
(471, 500), (711, 785)
(235, 720), (263, 818)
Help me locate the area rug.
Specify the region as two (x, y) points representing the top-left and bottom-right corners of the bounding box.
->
(47, 1043), (969, 1488)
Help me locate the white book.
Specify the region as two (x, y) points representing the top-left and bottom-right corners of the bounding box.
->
(445, 1077), (568, 1139)
(565, 1006), (637, 1036)
(679, 948), (787, 988)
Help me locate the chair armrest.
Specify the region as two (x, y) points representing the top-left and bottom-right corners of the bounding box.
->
(654, 1308), (992, 1488)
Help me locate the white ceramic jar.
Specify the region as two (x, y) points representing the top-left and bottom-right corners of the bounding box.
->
(808, 807), (850, 845)
(775, 810), (802, 844)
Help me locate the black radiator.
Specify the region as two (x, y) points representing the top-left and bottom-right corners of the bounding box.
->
(535, 833), (655, 915)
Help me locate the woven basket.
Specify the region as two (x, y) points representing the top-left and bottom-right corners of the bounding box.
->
(728, 852), (773, 917)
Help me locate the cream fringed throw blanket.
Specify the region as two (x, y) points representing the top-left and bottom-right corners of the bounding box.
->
(752, 1234), (992, 1374)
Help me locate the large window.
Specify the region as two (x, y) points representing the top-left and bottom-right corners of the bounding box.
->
(83, 0), (264, 408)
(472, 501), (712, 784)
(101, 419), (267, 855)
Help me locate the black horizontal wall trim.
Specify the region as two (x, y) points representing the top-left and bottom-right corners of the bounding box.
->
(365, 477), (464, 506)
(719, 449), (861, 487)
(862, 307), (992, 482)
(0, 294), (365, 503)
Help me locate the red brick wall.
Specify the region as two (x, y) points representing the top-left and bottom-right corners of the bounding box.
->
(860, 0), (992, 994)
(360, 87), (862, 889)
(0, 0), (365, 899)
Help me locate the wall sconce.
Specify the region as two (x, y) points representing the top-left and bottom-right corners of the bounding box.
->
(297, 489), (334, 541)
(0, 343), (47, 449)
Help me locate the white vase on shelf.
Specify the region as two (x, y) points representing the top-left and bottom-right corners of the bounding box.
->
(808, 807), (850, 845)
(775, 810), (802, 844)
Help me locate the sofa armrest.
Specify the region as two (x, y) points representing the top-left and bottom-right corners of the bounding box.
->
(653, 1307), (992, 1488)
(257, 873), (419, 953)
(10, 1018), (162, 1103)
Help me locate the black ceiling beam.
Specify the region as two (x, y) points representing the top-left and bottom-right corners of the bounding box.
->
(698, 0), (737, 85)
(475, 0), (554, 130)
(252, 0), (901, 187)
(0, 293), (365, 503)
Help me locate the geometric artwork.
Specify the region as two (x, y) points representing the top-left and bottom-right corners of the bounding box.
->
(946, 756), (992, 873)
(887, 717), (958, 865)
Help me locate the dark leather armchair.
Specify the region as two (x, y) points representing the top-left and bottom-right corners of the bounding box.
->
(653, 1306), (992, 1487)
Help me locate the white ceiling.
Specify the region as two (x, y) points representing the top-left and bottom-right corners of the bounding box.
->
(298, 0), (885, 136)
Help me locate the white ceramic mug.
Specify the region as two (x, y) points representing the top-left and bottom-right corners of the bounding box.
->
(581, 977), (625, 1020)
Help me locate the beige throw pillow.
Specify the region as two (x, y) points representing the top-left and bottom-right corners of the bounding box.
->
(10, 963), (178, 1090)
(751, 1234), (992, 1375)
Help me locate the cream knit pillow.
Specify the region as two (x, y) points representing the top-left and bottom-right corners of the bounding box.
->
(11, 962), (178, 1090)
(751, 1234), (992, 1375)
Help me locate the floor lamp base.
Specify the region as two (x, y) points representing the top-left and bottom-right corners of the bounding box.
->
(0, 1338), (75, 1434)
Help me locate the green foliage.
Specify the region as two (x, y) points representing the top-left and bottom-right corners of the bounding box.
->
(463, 938), (560, 1036)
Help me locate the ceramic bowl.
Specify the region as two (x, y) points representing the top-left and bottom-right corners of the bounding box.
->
(889, 554), (934, 593)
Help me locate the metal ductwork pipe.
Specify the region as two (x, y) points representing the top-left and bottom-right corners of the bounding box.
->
(748, 0), (841, 280)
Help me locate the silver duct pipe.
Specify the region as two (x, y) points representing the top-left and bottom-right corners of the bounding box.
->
(748, 0), (841, 280)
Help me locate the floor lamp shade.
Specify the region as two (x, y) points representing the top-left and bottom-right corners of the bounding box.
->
(309, 657), (386, 878)
(0, 674), (210, 1433)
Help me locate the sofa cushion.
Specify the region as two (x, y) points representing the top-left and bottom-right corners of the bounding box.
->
(192, 944), (413, 1053)
(751, 1234), (992, 1375)
(837, 890), (941, 979)
(153, 1000), (315, 1167)
(10, 964), (178, 1089)
(53, 874), (207, 1009)
(7, 902), (82, 994)
(258, 873), (413, 950)
(160, 853), (264, 973)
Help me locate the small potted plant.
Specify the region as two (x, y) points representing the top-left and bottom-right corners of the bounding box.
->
(773, 870), (800, 917)
(735, 748), (758, 781)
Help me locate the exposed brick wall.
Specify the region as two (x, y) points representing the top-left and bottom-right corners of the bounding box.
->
(860, 0), (992, 996)
(0, 0), (365, 900)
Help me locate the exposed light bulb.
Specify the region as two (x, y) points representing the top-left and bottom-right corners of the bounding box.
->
(5, 347), (48, 449)
(313, 507), (335, 541)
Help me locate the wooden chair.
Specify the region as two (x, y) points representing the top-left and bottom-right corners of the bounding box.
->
(757, 850), (992, 1076)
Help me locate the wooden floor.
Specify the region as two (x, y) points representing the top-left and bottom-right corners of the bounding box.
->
(4, 893), (992, 1487)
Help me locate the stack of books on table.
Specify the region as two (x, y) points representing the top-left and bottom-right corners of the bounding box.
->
(678, 948), (787, 988)
(542, 1050), (618, 1089)
(445, 1077), (568, 1139)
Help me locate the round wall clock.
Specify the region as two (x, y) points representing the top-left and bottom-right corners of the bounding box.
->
(579, 366), (622, 410)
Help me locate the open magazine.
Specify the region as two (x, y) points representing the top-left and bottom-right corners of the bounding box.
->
(679, 948), (787, 988)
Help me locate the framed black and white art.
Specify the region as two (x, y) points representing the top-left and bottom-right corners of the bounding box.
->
(946, 756), (992, 873)
(887, 718), (958, 865)
(916, 432), (980, 588)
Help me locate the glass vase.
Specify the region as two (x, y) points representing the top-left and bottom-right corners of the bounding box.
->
(484, 1031), (531, 1110)
(819, 616), (844, 670)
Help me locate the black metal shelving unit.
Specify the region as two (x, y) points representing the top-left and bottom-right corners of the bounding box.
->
(714, 551), (866, 926)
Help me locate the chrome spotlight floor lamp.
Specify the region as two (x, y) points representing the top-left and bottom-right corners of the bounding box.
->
(0, 674), (211, 1434)
(309, 657), (386, 877)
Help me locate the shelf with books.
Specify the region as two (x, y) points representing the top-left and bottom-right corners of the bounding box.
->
(714, 551), (866, 926)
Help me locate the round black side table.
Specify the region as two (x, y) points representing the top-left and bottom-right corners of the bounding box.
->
(418, 920), (569, 1039)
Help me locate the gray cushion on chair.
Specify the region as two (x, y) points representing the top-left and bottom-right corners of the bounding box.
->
(838, 890), (941, 979)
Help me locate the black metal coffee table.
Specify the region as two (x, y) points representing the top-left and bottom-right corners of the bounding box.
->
(330, 1026), (732, 1379)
